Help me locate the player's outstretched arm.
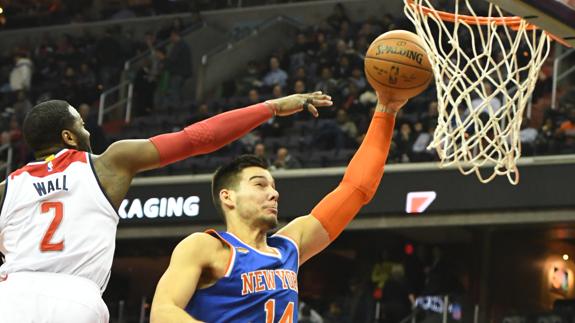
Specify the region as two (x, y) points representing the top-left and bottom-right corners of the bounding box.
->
(93, 92), (332, 208)
(277, 93), (407, 264)
(151, 232), (219, 323)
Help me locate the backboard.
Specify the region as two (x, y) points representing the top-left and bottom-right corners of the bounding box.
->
(488, 0), (575, 46)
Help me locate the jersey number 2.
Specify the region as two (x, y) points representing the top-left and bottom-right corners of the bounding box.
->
(40, 201), (64, 252)
(265, 299), (294, 323)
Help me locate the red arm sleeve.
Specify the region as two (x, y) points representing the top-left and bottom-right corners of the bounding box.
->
(311, 112), (395, 240)
(149, 103), (273, 166)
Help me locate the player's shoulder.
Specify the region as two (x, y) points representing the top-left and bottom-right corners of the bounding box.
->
(175, 232), (226, 256)
(171, 232), (230, 268)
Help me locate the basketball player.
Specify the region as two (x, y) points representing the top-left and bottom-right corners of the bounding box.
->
(0, 92), (332, 323)
(150, 92), (407, 322)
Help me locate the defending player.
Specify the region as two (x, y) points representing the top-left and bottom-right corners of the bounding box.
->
(0, 92), (331, 323)
(150, 92), (407, 322)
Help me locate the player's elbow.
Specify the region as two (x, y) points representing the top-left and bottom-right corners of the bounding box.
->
(341, 174), (381, 205)
(342, 181), (376, 205)
(150, 304), (173, 323)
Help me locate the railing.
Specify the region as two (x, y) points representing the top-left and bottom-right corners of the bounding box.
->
(0, 144), (13, 179)
(552, 47), (575, 109)
(196, 15), (304, 100)
(97, 21), (205, 126)
(98, 81), (134, 126)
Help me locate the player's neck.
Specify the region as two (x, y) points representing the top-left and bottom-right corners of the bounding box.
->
(226, 225), (271, 253)
(34, 146), (67, 161)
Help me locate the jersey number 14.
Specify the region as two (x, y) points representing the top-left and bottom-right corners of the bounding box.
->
(265, 299), (294, 323)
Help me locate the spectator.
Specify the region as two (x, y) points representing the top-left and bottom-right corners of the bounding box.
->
(556, 108), (575, 153)
(340, 277), (373, 323)
(315, 66), (339, 97)
(289, 66), (313, 90)
(271, 84), (284, 99)
(58, 66), (78, 105)
(262, 56), (288, 88)
(1, 115), (25, 169)
(537, 117), (559, 154)
(12, 91), (33, 125)
(293, 79), (307, 95)
(271, 146), (302, 170)
(556, 108), (575, 137)
(341, 82), (365, 116)
(187, 103), (213, 124)
(95, 28), (124, 88)
(144, 31), (161, 81)
(253, 142), (272, 165)
(469, 82), (502, 116)
(313, 109), (358, 150)
(411, 122), (435, 162)
(326, 3), (350, 31)
(109, 3), (136, 20)
(288, 32), (310, 74)
(247, 88), (262, 106)
(395, 123), (415, 162)
(236, 60), (263, 96)
(335, 108), (358, 146)
(160, 30), (192, 110)
(334, 55), (352, 80)
(323, 301), (346, 323)
(1, 52), (33, 93)
(348, 66), (367, 92)
(76, 63), (98, 103)
(381, 265), (413, 323)
(420, 100), (439, 128)
(422, 246), (465, 295)
(520, 119), (538, 156)
(298, 301), (324, 323)
(133, 59), (158, 116)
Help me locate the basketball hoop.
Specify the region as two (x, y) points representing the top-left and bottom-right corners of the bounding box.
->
(404, 0), (556, 184)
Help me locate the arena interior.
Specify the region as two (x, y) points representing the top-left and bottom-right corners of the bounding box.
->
(1, 0), (575, 322)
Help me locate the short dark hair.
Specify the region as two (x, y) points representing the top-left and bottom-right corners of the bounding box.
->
(23, 100), (76, 152)
(211, 155), (269, 217)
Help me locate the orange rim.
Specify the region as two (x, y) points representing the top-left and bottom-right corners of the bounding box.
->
(405, 0), (570, 47)
(405, 0), (523, 26)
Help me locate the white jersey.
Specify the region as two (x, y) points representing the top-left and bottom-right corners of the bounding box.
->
(0, 149), (118, 292)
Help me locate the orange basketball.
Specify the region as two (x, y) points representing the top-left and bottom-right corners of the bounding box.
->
(364, 30), (433, 100)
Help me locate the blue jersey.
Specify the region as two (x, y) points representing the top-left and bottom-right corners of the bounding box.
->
(186, 230), (300, 323)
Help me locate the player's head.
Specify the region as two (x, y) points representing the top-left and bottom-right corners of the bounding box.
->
(23, 100), (92, 155)
(212, 155), (279, 230)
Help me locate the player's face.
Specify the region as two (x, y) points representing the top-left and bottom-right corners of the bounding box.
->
(67, 106), (92, 153)
(235, 167), (279, 230)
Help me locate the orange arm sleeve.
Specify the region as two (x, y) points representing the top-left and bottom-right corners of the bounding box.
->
(311, 112), (395, 240)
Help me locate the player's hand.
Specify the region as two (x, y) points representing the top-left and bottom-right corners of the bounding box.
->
(375, 91), (408, 114)
(265, 91), (333, 118)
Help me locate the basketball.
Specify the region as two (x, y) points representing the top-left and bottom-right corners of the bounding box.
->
(364, 30), (433, 100)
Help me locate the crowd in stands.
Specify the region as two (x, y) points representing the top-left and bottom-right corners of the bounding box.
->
(0, 0), (322, 30)
(0, 2), (574, 179)
(0, 14), (196, 174)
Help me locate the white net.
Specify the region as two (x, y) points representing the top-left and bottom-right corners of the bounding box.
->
(404, 0), (552, 184)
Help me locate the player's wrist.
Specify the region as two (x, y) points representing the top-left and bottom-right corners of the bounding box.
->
(264, 100), (278, 116)
(375, 104), (398, 115)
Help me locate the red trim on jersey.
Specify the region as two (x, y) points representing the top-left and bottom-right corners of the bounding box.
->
(11, 150), (87, 179)
(205, 229), (236, 277)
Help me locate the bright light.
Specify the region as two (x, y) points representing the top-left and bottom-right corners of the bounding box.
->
(563, 254), (569, 261)
(0, 7), (4, 14)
